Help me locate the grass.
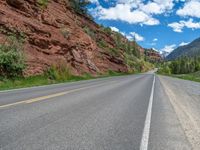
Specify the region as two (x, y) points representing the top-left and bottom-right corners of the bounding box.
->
(0, 71), (133, 91)
(158, 71), (200, 83)
(172, 71), (200, 82)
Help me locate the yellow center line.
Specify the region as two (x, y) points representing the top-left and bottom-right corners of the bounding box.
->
(0, 81), (117, 109)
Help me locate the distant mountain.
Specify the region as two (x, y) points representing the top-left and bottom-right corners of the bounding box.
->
(160, 51), (170, 58)
(167, 37), (200, 60)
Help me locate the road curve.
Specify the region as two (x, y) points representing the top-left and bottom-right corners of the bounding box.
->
(0, 74), (192, 150)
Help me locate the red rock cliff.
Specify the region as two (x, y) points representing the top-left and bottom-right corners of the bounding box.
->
(0, 0), (129, 76)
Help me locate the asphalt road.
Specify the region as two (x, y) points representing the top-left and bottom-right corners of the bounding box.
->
(0, 74), (195, 150)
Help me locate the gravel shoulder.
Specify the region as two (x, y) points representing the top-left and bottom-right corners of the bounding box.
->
(159, 75), (200, 150)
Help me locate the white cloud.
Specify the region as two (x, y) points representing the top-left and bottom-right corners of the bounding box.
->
(109, 26), (126, 36)
(179, 42), (189, 46)
(161, 44), (176, 52)
(130, 32), (145, 41)
(89, 0), (99, 5)
(94, 4), (159, 25)
(177, 1), (200, 18)
(168, 22), (184, 32)
(140, 0), (174, 15)
(153, 38), (158, 41)
(89, 0), (178, 25)
(126, 35), (134, 41)
(110, 26), (119, 32)
(168, 19), (200, 32)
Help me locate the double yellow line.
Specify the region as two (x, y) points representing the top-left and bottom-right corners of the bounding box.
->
(0, 81), (116, 109)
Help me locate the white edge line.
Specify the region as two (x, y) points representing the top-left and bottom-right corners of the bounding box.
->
(140, 74), (155, 150)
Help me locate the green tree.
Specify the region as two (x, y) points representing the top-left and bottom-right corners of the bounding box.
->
(70, 0), (90, 14)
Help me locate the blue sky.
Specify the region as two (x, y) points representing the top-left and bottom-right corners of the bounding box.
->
(88, 0), (200, 53)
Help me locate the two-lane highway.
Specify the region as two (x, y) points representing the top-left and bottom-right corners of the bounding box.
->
(0, 74), (192, 149)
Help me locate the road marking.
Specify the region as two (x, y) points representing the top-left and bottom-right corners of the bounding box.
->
(140, 75), (155, 150)
(0, 82), (115, 109)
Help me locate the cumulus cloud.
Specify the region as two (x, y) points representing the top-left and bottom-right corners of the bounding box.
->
(109, 26), (126, 36)
(177, 1), (200, 18)
(89, 0), (177, 25)
(161, 44), (176, 52)
(140, 0), (174, 15)
(130, 32), (145, 41)
(168, 19), (200, 32)
(93, 4), (159, 25)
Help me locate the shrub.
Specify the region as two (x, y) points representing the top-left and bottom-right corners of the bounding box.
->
(70, 0), (90, 14)
(0, 45), (25, 78)
(83, 26), (96, 38)
(97, 40), (107, 49)
(37, 0), (49, 8)
(103, 27), (112, 35)
(46, 64), (72, 81)
(108, 48), (119, 56)
(0, 36), (25, 78)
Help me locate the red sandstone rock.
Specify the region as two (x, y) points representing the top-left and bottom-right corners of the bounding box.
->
(0, 0), (128, 76)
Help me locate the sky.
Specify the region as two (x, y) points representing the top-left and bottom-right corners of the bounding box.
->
(88, 0), (200, 53)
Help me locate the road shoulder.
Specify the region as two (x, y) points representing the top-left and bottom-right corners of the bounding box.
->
(159, 75), (200, 149)
(149, 76), (191, 150)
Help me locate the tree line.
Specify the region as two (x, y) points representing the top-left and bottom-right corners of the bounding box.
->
(158, 56), (200, 74)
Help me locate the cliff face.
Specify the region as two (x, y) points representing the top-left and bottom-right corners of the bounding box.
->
(0, 0), (129, 76)
(145, 49), (162, 63)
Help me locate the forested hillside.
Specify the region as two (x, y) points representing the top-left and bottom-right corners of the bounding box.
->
(167, 37), (200, 60)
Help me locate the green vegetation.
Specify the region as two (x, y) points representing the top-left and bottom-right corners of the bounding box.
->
(70, 0), (91, 15)
(102, 27), (112, 35)
(158, 56), (200, 75)
(167, 37), (200, 60)
(108, 47), (120, 56)
(158, 56), (200, 82)
(172, 71), (200, 82)
(45, 64), (72, 81)
(0, 36), (26, 78)
(83, 26), (96, 39)
(37, 0), (49, 8)
(97, 40), (107, 48)
(0, 69), (132, 91)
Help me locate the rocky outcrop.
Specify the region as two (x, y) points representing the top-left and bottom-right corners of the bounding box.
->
(0, 0), (128, 76)
(145, 49), (162, 63)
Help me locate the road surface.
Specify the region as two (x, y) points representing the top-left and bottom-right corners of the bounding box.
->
(0, 73), (199, 150)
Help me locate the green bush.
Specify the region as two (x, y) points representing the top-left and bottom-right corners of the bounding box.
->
(97, 40), (107, 49)
(108, 48), (119, 56)
(103, 27), (112, 35)
(0, 37), (25, 78)
(37, 0), (49, 8)
(70, 0), (90, 14)
(83, 26), (96, 38)
(46, 64), (72, 81)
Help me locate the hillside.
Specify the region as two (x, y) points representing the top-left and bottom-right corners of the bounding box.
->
(167, 37), (200, 60)
(0, 0), (151, 77)
(144, 48), (162, 63)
